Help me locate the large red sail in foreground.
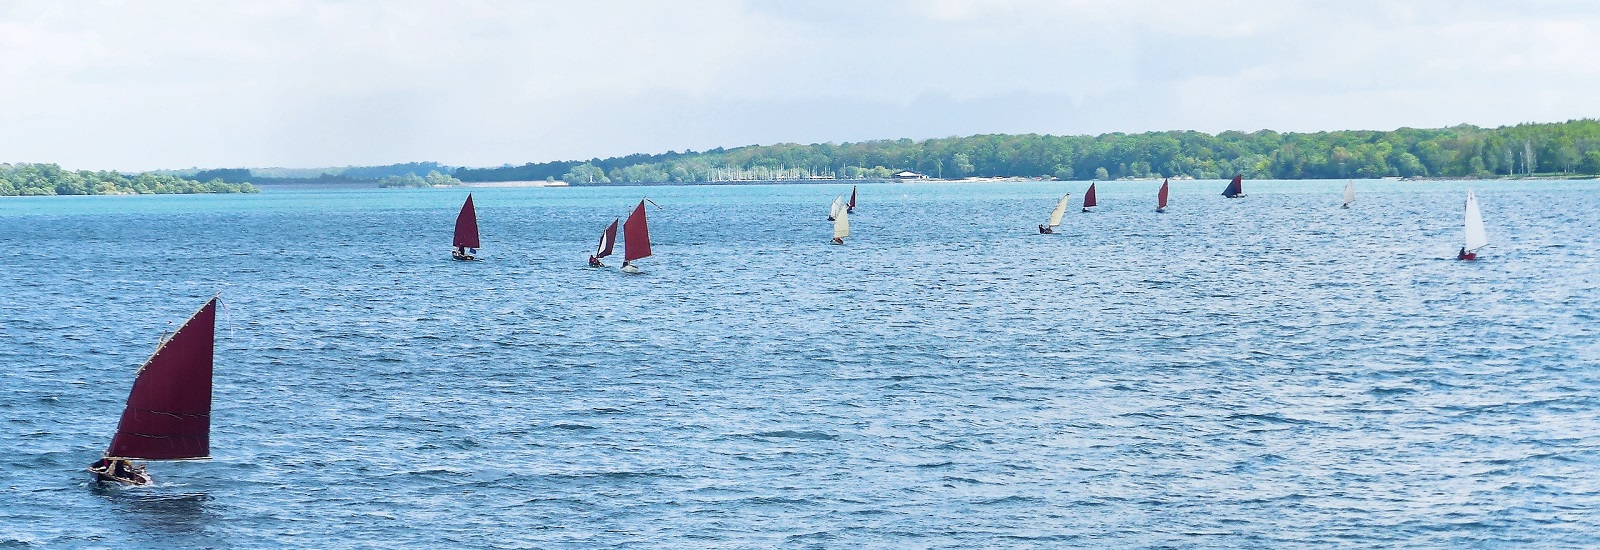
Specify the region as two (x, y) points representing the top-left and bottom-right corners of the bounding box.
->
(453, 194), (480, 249)
(1158, 179), (1169, 210)
(596, 218), (619, 259)
(1222, 175), (1243, 198)
(1083, 183), (1098, 208)
(106, 297), (216, 460)
(623, 200), (652, 262)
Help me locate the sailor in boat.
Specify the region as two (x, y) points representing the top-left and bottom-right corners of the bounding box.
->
(588, 254), (605, 268)
(1038, 224), (1053, 234)
(88, 457), (151, 486)
(1457, 247), (1476, 261)
(452, 246), (476, 261)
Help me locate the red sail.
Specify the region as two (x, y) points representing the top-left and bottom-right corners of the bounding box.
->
(105, 297), (216, 460)
(1222, 175), (1243, 198)
(623, 200), (652, 262)
(453, 194), (480, 249)
(596, 218), (618, 259)
(848, 186), (857, 212)
(1158, 179), (1169, 209)
(1083, 183), (1098, 208)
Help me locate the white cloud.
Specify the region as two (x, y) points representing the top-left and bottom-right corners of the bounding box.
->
(0, 0), (1597, 170)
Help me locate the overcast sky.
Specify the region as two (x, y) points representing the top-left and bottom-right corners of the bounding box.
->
(3, 1), (1598, 171)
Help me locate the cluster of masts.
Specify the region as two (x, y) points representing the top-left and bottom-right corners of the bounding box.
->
(87, 176), (1493, 486)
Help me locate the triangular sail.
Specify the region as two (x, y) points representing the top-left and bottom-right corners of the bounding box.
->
(848, 186), (857, 212)
(833, 207), (850, 239)
(1222, 175), (1243, 198)
(105, 297), (216, 461)
(1157, 179), (1169, 210)
(623, 200), (652, 262)
(453, 194), (480, 249)
(1083, 183), (1098, 208)
(1464, 190), (1488, 252)
(1048, 194), (1070, 226)
(1343, 180), (1355, 206)
(830, 195), (843, 220)
(596, 218), (618, 259)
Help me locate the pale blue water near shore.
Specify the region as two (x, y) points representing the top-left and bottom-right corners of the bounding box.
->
(2, 179), (1598, 547)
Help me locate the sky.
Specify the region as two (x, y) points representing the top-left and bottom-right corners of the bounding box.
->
(2, 0), (1599, 171)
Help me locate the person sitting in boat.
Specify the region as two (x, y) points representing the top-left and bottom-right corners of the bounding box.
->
(452, 246), (474, 261)
(1457, 247), (1475, 261)
(588, 255), (604, 268)
(1038, 224), (1052, 234)
(89, 457), (149, 484)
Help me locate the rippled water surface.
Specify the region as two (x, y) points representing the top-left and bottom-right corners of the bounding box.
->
(2, 180), (1598, 547)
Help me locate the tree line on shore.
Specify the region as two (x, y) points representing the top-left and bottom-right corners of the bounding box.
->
(1, 163), (258, 196)
(456, 119), (1600, 184)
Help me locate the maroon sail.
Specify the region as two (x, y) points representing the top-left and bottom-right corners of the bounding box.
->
(1157, 179), (1169, 210)
(847, 186), (857, 213)
(623, 200), (652, 262)
(1083, 183), (1098, 208)
(453, 194), (480, 249)
(105, 297), (216, 461)
(1222, 175), (1243, 198)
(596, 218), (619, 259)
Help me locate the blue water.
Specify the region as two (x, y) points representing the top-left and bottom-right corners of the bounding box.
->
(2, 180), (1597, 547)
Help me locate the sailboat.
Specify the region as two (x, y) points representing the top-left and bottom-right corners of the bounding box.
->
(452, 193), (480, 261)
(831, 205), (849, 245)
(1342, 180), (1355, 209)
(589, 218), (618, 268)
(828, 195), (844, 221)
(1156, 179), (1169, 213)
(88, 296), (218, 486)
(620, 199), (652, 273)
(1082, 182), (1098, 212)
(1458, 189), (1488, 260)
(1040, 193), (1070, 234)
(1222, 175), (1245, 198)
(847, 186), (857, 213)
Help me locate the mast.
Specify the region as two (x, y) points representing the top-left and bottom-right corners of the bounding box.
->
(833, 206), (850, 240)
(1083, 183), (1098, 209)
(453, 194), (480, 249)
(847, 186), (857, 213)
(596, 218), (619, 259)
(105, 297), (216, 461)
(1464, 190), (1488, 252)
(1157, 179), (1169, 211)
(623, 200), (652, 262)
(1048, 194), (1070, 227)
(1222, 175), (1243, 198)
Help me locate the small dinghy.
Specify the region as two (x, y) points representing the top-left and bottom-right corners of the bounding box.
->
(847, 186), (857, 214)
(89, 296), (218, 486)
(452, 194), (480, 261)
(1082, 182), (1098, 212)
(620, 199), (652, 273)
(1222, 175), (1245, 198)
(589, 218), (618, 268)
(1458, 189), (1488, 260)
(1156, 179), (1169, 213)
(1040, 193), (1070, 234)
(1342, 180), (1355, 209)
(831, 205), (849, 245)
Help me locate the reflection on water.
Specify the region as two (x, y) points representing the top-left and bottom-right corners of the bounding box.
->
(95, 488), (221, 547)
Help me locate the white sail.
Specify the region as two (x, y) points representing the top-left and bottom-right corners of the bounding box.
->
(830, 195), (844, 219)
(1343, 180), (1355, 206)
(1048, 193), (1070, 227)
(833, 206), (850, 239)
(1463, 189), (1488, 252)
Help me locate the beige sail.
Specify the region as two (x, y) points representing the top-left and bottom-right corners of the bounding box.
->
(1048, 193), (1071, 227)
(833, 207), (850, 239)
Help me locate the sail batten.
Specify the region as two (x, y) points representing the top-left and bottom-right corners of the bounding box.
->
(453, 194), (480, 249)
(105, 297), (216, 461)
(1464, 190), (1488, 252)
(623, 200), (652, 262)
